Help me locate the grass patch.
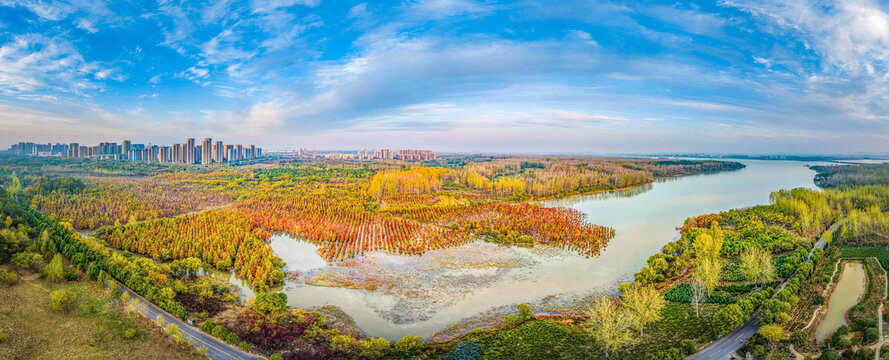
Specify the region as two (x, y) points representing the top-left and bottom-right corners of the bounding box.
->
(474, 302), (722, 359)
(0, 267), (201, 360)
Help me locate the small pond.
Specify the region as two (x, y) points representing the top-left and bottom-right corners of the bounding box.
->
(816, 262), (866, 343)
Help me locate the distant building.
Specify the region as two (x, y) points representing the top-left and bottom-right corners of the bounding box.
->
(201, 138), (212, 165)
(186, 138), (195, 164)
(396, 149), (436, 161)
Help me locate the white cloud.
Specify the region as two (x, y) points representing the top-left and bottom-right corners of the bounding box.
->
(177, 66), (210, 83)
(724, 0), (889, 75)
(0, 34), (116, 95)
(567, 30), (598, 46)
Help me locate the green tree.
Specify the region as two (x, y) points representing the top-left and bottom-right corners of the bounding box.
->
(758, 324), (784, 342)
(50, 289), (76, 311)
(865, 327), (879, 342)
(819, 349), (838, 360)
(179, 257), (203, 277)
(45, 253), (65, 282)
(694, 257), (723, 297)
(110, 283), (123, 299)
(252, 292), (288, 321)
(620, 283), (665, 335)
(585, 296), (636, 357)
(517, 303), (534, 321)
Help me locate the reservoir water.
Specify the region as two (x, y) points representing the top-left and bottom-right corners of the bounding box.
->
(240, 159), (824, 339)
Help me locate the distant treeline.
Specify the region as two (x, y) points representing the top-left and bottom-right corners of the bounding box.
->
(812, 164), (889, 188)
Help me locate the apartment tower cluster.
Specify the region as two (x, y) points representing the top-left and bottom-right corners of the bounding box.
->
(8, 139), (262, 165)
(353, 148), (436, 161)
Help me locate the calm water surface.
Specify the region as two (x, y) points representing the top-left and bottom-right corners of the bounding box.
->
(233, 159), (824, 339)
(816, 262), (866, 343)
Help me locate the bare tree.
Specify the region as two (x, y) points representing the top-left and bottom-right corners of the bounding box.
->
(690, 278), (706, 318)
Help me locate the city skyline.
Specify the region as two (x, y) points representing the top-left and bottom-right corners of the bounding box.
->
(1, 1), (888, 154)
(7, 137), (262, 164)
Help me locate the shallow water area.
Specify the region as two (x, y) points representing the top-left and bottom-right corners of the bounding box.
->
(228, 159), (827, 340)
(816, 262), (866, 343)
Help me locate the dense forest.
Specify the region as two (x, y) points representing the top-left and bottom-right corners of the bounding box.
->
(812, 163), (889, 188)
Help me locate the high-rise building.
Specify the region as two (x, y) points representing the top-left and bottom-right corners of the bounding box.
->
(214, 141), (224, 163)
(186, 138), (195, 164)
(248, 145), (256, 159)
(68, 143), (79, 157)
(121, 140), (131, 154)
(236, 144), (243, 161)
(201, 138), (212, 165)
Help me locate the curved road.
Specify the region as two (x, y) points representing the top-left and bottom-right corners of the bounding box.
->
(688, 220), (838, 360)
(112, 279), (264, 360)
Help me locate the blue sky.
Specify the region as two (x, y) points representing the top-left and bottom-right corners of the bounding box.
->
(1, 0), (888, 154)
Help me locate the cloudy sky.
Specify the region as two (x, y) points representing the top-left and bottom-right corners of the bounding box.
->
(1, 0), (888, 154)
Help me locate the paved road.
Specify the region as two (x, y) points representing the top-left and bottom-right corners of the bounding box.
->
(112, 280), (264, 360)
(688, 220), (841, 360)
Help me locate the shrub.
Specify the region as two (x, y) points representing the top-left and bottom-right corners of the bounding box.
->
(164, 323), (179, 336)
(501, 314), (521, 329)
(199, 320), (216, 333)
(2, 270), (18, 285)
(394, 335), (424, 353)
(819, 349), (838, 360)
(865, 327), (879, 342)
(310, 311), (326, 327)
(50, 289), (76, 311)
(225, 332), (240, 344)
(664, 283), (694, 302)
(447, 340), (481, 360)
(197, 346), (208, 356)
(122, 327), (137, 339)
(517, 303), (533, 320)
(680, 339), (696, 355)
(211, 325), (228, 339)
(836, 338), (852, 348)
(11, 252), (42, 270)
(252, 292), (287, 320)
(269, 354), (283, 360)
(856, 347), (875, 359)
(647, 348), (683, 360)
(44, 253), (65, 282)
(330, 334), (356, 352)
(110, 283), (122, 299)
(836, 324), (850, 336)
(238, 341), (250, 351)
(358, 337), (390, 357)
(789, 331), (808, 347)
(0, 332), (8, 343)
